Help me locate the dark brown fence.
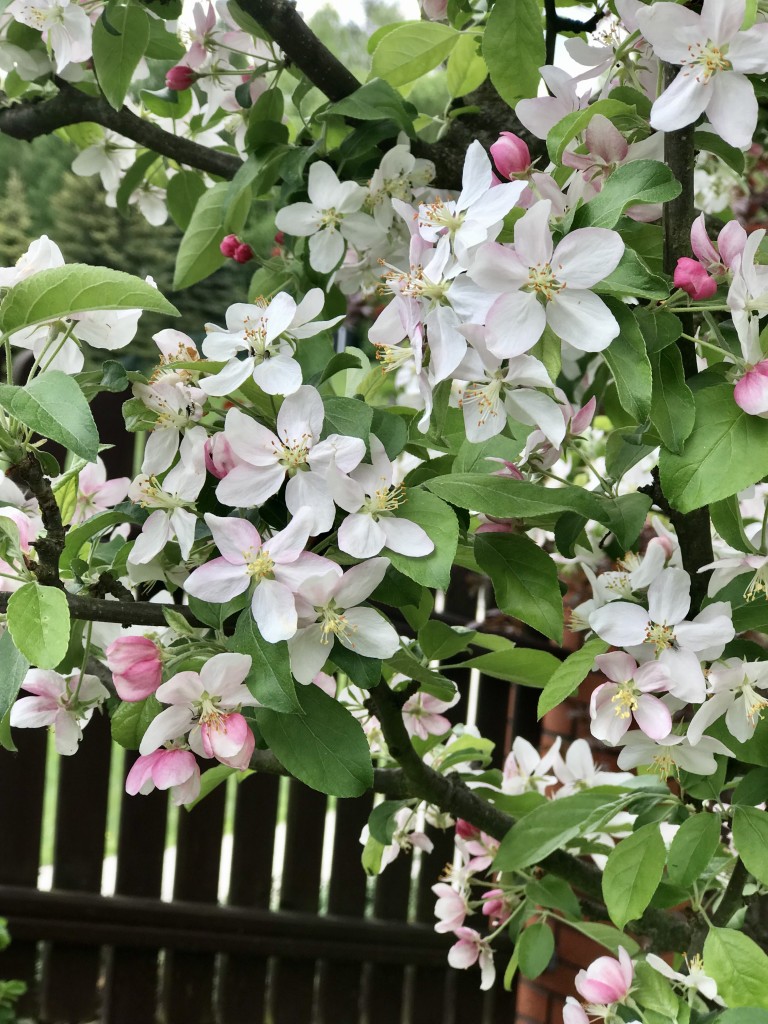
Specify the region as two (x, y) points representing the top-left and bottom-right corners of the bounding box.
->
(0, 568), (539, 1024)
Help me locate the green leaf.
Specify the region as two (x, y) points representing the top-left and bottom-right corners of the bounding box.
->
(0, 372), (98, 461)
(370, 22), (459, 87)
(418, 620), (474, 661)
(717, 1012), (768, 1024)
(602, 823), (666, 929)
(710, 495), (758, 554)
(517, 922), (555, 980)
(115, 150), (161, 216)
(667, 813), (721, 888)
(601, 299), (653, 421)
(0, 630), (30, 752)
(329, 644), (382, 688)
(537, 637), (608, 719)
(694, 130), (745, 176)
(602, 492), (652, 550)
(61, 508), (141, 571)
(704, 928), (768, 1008)
(323, 79), (415, 134)
(475, 533), (563, 643)
(636, 307), (682, 355)
(0, 264), (178, 333)
(524, 876), (581, 920)
(457, 648), (560, 688)
(594, 247), (670, 301)
(733, 806), (768, 886)
(387, 488), (458, 589)
(166, 170), (207, 231)
(547, 99), (636, 166)
(571, 161), (682, 229)
(426, 473), (604, 521)
(388, 649), (456, 701)
(632, 961), (679, 1019)
(7, 583), (70, 670)
(230, 610), (300, 713)
(446, 32), (487, 97)
(649, 345), (695, 454)
(370, 409), (409, 459)
(483, 0), (544, 104)
(605, 428), (656, 483)
(92, 5), (150, 109)
(494, 791), (610, 870)
(732, 768), (768, 806)
(111, 695), (162, 749)
(321, 395), (373, 442)
(368, 800), (406, 845)
(254, 684), (373, 797)
(173, 181), (251, 290)
(659, 384), (768, 512)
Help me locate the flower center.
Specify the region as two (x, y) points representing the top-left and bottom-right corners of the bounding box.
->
(245, 547), (275, 580)
(684, 40), (732, 81)
(651, 752), (677, 778)
(526, 263), (565, 301)
(420, 198), (465, 234)
(197, 692), (223, 725)
(363, 483), (406, 517)
(277, 437), (311, 472)
(459, 375), (505, 425)
(645, 621), (675, 653)
(611, 683), (639, 720)
(374, 343), (413, 373)
(743, 683), (768, 725)
(320, 208), (341, 229)
(744, 566), (768, 602)
(318, 601), (357, 645)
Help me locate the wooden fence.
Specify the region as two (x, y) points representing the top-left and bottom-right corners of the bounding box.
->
(0, 566), (544, 1024)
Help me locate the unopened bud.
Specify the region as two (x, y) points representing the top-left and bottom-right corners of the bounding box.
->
(233, 242), (254, 264)
(219, 234), (240, 258)
(490, 132), (532, 179)
(166, 65), (197, 91)
(673, 257), (717, 300)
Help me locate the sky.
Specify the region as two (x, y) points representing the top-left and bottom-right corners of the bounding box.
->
(295, 0), (421, 24)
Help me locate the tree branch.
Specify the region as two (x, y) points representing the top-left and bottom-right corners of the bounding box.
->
(545, 0), (605, 65)
(6, 453), (66, 588)
(0, 589), (204, 627)
(0, 81), (242, 180)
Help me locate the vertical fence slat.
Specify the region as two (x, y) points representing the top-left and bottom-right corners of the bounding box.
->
(217, 773), (280, 1024)
(409, 824), (454, 1022)
(40, 710), (112, 1024)
(316, 793), (373, 1024)
(0, 730), (47, 1015)
(162, 773), (226, 1024)
(363, 843), (412, 1024)
(269, 780), (327, 1024)
(103, 751), (169, 1024)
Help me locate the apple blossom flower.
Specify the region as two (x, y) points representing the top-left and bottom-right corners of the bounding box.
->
(455, 822), (499, 873)
(520, 391), (596, 472)
(133, 379), (207, 476)
(217, 386), (365, 533)
(401, 692), (453, 741)
(448, 928), (495, 991)
(553, 738), (633, 796)
(328, 436), (434, 559)
(361, 807), (434, 870)
(10, 669), (109, 755)
(204, 432), (242, 479)
(287, 558), (400, 683)
(125, 748), (201, 805)
(728, 229), (768, 328)
(105, 635), (163, 702)
(366, 143), (435, 229)
(589, 567), (735, 703)
(469, 200), (624, 355)
(490, 132), (532, 179)
(416, 141), (526, 265)
(127, 427), (207, 564)
(502, 736), (561, 796)
(690, 212), (747, 279)
(563, 997), (590, 1024)
(637, 0), (768, 150)
(480, 888), (515, 928)
(688, 658), (768, 744)
(432, 882), (469, 933)
(420, 0), (447, 19)
(734, 361), (768, 418)
(674, 257), (718, 300)
(617, 731), (733, 776)
(645, 953), (722, 1004)
(516, 66), (589, 140)
(9, 0), (92, 73)
(71, 130), (134, 192)
(70, 457), (130, 525)
(591, 652), (673, 745)
(200, 290), (344, 397)
(0, 234), (64, 289)
(275, 162), (383, 273)
(139, 652), (258, 770)
(183, 509), (339, 643)
(575, 947), (633, 1006)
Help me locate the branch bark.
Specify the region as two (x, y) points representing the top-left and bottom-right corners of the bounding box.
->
(0, 81), (242, 179)
(6, 453), (66, 588)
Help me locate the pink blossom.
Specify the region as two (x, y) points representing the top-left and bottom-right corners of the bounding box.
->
(10, 669), (109, 755)
(105, 635), (163, 701)
(690, 213), (747, 278)
(734, 361), (768, 417)
(490, 132), (532, 179)
(591, 652), (673, 745)
(125, 748), (200, 805)
(71, 458), (130, 525)
(563, 997), (590, 1024)
(481, 888), (514, 928)
(447, 928), (495, 991)
(312, 671), (337, 697)
(204, 433), (242, 479)
(166, 65), (197, 91)
(200, 710), (254, 769)
(674, 257), (717, 300)
(432, 882), (468, 933)
(456, 827), (499, 873)
(402, 692), (453, 740)
(420, 0), (447, 18)
(575, 946), (634, 1005)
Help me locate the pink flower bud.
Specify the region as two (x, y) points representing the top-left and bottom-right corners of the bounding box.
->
(166, 65), (197, 91)
(421, 0), (448, 19)
(673, 257), (717, 300)
(490, 132), (532, 179)
(200, 711), (254, 769)
(455, 818), (480, 841)
(220, 234), (240, 258)
(233, 242), (254, 264)
(575, 947), (634, 1006)
(204, 433), (240, 479)
(105, 636), (162, 702)
(734, 360), (768, 417)
(126, 749), (200, 805)
(274, 230), (285, 245)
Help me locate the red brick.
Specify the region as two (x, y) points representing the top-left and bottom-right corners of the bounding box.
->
(542, 704), (574, 737)
(516, 980), (549, 1019)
